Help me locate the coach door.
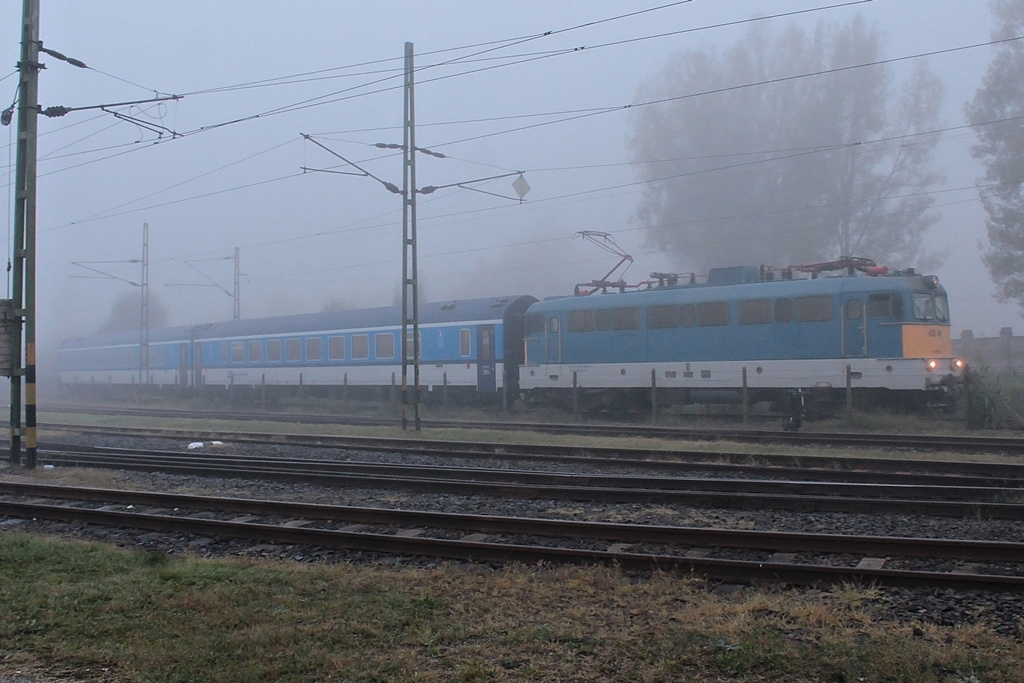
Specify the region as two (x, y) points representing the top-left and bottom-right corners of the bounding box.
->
(179, 345), (190, 387)
(477, 325), (496, 392)
(842, 297), (867, 357)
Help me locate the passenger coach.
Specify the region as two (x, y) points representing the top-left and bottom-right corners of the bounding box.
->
(59, 295), (538, 397)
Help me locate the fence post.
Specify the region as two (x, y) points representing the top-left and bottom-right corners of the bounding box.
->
(343, 373), (349, 413)
(443, 372), (449, 408)
(742, 366), (748, 426)
(572, 371), (579, 422)
(846, 364), (853, 423)
(651, 368), (658, 424)
(260, 374), (266, 411)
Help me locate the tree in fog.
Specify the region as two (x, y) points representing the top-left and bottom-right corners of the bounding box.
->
(96, 291), (169, 334)
(320, 295), (348, 312)
(967, 0), (1024, 312)
(630, 17), (945, 270)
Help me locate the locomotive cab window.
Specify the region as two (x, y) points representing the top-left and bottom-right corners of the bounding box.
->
(868, 292), (900, 318)
(595, 309), (610, 331)
(934, 294), (950, 322)
(568, 309), (595, 332)
(526, 314), (544, 335)
(844, 299), (863, 320)
(912, 293), (935, 321)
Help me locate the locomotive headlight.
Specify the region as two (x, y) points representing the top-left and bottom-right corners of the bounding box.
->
(951, 358), (966, 371)
(926, 359), (939, 370)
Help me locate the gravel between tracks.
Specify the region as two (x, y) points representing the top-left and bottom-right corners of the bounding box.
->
(3, 433), (1024, 641)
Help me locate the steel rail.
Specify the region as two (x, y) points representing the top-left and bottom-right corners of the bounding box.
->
(28, 448), (1024, 519)
(2, 484), (1022, 592)
(40, 404), (1024, 453)
(36, 447), (1024, 501)
(35, 424), (1024, 482)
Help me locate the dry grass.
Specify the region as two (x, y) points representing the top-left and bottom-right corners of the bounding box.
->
(1, 532), (1023, 682)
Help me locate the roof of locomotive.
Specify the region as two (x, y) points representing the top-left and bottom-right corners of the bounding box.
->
(60, 295), (538, 350)
(528, 270), (945, 313)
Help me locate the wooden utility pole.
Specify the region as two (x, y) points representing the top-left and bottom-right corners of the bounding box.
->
(10, 0), (40, 468)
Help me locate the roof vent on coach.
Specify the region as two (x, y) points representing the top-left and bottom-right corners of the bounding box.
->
(440, 301), (457, 311)
(491, 297), (510, 307)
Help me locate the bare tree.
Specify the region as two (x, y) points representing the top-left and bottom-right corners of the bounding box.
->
(96, 291), (168, 334)
(967, 0), (1024, 312)
(630, 17), (945, 271)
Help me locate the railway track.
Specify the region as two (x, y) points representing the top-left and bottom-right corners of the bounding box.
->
(31, 424), (1024, 488)
(21, 442), (1024, 518)
(40, 403), (1022, 453)
(2, 481), (1022, 592)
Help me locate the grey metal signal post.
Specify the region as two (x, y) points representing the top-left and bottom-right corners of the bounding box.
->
(401, 41), (421, 431)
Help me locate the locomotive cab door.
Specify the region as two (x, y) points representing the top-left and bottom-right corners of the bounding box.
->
(545, 315), (562, 363)
(477, 325), (496, 392)
(842, 297), (867, 357)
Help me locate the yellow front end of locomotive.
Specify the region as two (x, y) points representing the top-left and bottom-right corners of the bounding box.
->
(902, 324), (953, 358)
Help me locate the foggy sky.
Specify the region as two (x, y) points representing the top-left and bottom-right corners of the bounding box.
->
(0, 0), (1016, 387)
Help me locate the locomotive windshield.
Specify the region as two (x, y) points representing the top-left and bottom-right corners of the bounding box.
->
(933, 293), (949, 322)
(912, 292), (949, 322)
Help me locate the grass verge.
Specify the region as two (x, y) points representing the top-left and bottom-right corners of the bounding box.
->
(1, 533), (1023, 682)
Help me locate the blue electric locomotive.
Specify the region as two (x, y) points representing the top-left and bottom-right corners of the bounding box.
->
(58, 295), (538, 396)
(518, 260), (964, 407)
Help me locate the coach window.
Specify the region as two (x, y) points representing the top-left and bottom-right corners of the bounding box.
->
(611, 307), (640, 331)
(647, 304), (680, 329)
(738, 299), (771, 325)
(793, 295), (832, 322)
(775, 298), (792, 323)
(328, 336), (346, 360)
(267, 340), (282, 362)
(460, 329), (472, 357)
(248, 341), (262, 362)
(595, 309), (610, 331)
(231, 342), (244, 363)
(307, 337), (323, 361)
(376, 333), (395, 359)
(679, 304), (696, 327)
(697, 301), (730, 327)
(568, 309), (595, 333)
(220, 342), (228, 363)
(286, 339), (301, 361)
(352, 334), (369, 360)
